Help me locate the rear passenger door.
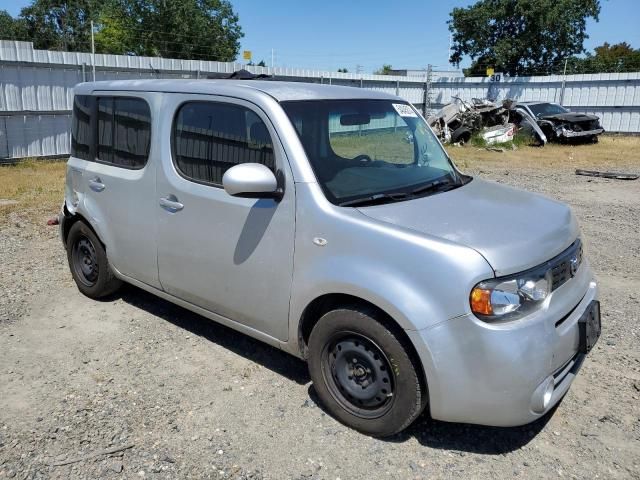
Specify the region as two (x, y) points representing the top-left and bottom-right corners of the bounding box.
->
(81, 93), (160, 288)
(155, 95), (295, 341)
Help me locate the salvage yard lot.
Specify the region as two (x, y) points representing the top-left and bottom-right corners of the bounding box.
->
(1, 136), (639, 479)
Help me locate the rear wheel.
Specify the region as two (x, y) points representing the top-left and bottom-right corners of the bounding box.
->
(308, 306), (425, 437)
(67, 221), (121, 299)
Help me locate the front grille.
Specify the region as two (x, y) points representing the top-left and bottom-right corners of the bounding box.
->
(575, 120), (600, 131)
(549, 240), (583, 291)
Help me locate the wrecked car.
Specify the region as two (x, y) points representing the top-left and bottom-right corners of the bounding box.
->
(513, 102), (604, 144)
(427, 97), (509, 144)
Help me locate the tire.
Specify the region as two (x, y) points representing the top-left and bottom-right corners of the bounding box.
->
(307, 306), (426, 437)
(66, 221), (122, 299)
(451, 127), (472, 145)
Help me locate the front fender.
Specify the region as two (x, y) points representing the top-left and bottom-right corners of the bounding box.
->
(287, 183), (494, 352)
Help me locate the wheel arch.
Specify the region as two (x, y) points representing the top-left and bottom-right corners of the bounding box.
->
(62, 205), (105, 250)
(297, 293), (428, 400)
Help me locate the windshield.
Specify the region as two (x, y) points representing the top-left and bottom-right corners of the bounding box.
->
(527, 103), (569, 117)
(281, 99), (464, 206)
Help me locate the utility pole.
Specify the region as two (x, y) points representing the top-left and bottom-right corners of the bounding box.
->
(90, 21), (96, 82)
(559, 58), (569, 104)
(271, 48), (275, 69)
(422, 64), (433, 117)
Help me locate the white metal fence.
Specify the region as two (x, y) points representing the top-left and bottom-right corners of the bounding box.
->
(1, 40), (639, 160)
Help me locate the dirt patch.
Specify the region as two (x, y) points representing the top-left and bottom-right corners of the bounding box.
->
(1, 148), (639, 479)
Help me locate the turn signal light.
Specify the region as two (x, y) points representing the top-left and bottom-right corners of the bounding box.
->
(470, 288), (493, 316)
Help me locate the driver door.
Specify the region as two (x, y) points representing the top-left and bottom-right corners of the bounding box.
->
(155, 95), (295, 341)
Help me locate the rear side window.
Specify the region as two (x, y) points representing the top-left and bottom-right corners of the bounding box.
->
(172, 102), (275, 186)
(97, 97), (151, 168)
(71, 95), (93, 160)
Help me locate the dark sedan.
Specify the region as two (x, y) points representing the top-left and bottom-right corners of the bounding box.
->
(514, 102), (604, 144)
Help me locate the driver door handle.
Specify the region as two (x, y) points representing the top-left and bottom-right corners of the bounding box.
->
(159, 195), (184, 212)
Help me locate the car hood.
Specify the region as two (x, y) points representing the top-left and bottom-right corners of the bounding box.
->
(357, 178), (579, 276)
(539, 112), (600, 123)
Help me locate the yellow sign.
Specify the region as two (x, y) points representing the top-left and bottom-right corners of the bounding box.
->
(243, 50), (252, 61)
(486, 67), (495, 77)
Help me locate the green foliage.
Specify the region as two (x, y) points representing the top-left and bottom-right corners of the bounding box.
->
(94, 0), (243, 61)
(337, 67), (349, 73)
(0, 0), (242, 61)
(18, 0), (101, 51)
(374, 64), (393, 75)
(256, 60), (266, 67)
(449, 0), (601, 76)
(0, 10), (27, 41)
(565, 42), (640, 73)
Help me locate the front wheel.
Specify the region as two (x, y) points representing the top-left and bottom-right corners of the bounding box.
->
(67, 221), (122, 299)
(308, 306), (426, 437)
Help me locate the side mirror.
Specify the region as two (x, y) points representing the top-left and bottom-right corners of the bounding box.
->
(222, 163), (281, 199)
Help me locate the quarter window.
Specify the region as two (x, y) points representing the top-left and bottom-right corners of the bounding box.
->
(70, 95), (93, 160)
(97, 97), (151, 168)
(172, 102), (275, 185)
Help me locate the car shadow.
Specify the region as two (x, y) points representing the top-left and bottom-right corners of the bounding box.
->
(307, 384), (557, 454)
(116, 284), (310, 386)
(111, 284), (553, 453)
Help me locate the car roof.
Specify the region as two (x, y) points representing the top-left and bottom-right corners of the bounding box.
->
(517, 101), (557, 106)
(74, 79), (400, 102)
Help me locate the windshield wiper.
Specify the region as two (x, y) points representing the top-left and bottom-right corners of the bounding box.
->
(339, 192), (410, 207)
(410, 177), (460, 196)
(339, 178), (462, 207)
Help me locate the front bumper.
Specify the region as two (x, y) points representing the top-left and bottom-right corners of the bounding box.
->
(559, 127), (604, 138)
(408, 262), (598, 427)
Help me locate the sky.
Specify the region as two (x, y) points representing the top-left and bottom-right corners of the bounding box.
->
(1, 0), (639, 73)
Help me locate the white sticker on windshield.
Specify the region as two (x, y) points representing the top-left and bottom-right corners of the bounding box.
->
(392, 103), (417, 117)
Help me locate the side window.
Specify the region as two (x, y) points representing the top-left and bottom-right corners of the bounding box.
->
(71, 95), (93, 160)
(97, 97), (151, 168)
(172, 101), (275, 186)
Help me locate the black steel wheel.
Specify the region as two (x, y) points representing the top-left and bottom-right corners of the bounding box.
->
(66, 221), (122, 299)
(72, 235), (99, 287)
(322, 333), (395, 419)
(308, 305), (426, 437)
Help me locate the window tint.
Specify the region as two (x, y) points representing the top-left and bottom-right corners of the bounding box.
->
(97, 97), (151, 168)
(173, 102), (275, 185)
(71, 95), (93, 160)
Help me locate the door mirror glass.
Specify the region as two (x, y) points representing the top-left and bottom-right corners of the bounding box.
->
(222, 163), (280, 199)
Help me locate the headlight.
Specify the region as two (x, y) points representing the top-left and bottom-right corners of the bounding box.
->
(470, 266), (552, 322)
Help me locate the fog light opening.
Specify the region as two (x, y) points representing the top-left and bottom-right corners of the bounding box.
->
(531, 377), (555, 414)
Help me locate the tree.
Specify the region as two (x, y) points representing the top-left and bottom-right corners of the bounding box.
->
(374, 64), (393, 75)
(337, 67), (348, 73)
(0, 10), (27, 41)
(94, 0), (243, 61)
(448, 0), (601, 76)
(256, 59), (266, 67)
(18, 0), (101, 51)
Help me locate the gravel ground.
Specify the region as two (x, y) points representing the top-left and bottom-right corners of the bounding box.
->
(1, 163), (639, 479)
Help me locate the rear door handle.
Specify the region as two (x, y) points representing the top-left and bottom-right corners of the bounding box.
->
(159, 195), (184, 212)
(88, 177), (105, 192)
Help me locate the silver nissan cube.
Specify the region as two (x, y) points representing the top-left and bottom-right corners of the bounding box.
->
(60, 79), (601, 437)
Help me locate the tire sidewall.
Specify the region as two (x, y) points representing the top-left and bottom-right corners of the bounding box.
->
(308, 308), (423, 437)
